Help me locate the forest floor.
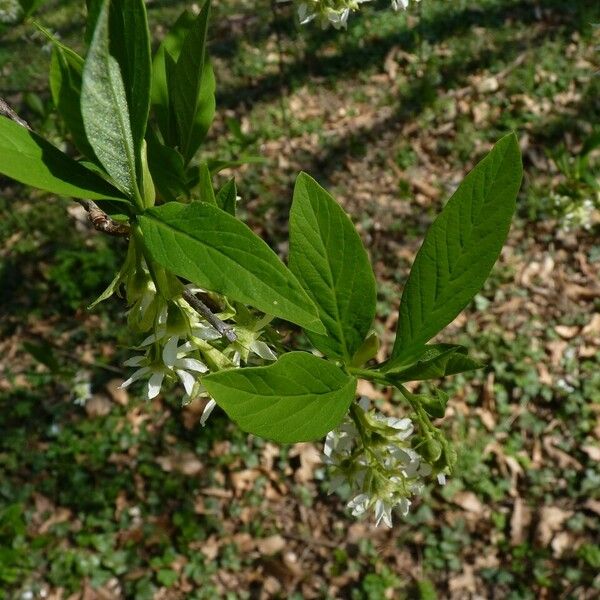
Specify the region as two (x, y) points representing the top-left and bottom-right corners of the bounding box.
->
(1, 0), (599, 598)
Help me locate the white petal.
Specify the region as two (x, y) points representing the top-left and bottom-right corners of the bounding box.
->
(176, 369), (196, 396)
(162, 336), (179, 367)
(140, 333), (158, 346)
(120, 367), (151, 389)
(147, 372), (164, 399)
(347, 493), (369, 516)
(250, 340), (277, 361)
(437, 473), (447, 485)
(191, 325), (221, 341)
(200, 399), (217, 426)
(123, 355), (146, 367)
(324, 431), (336, 457)
(176, 358), (208, 373)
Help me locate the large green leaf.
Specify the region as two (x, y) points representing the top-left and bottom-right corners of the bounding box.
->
(172, 0), (215, 163)
(202, 352), (357, 443)
(138, 202), (326, 334)
(391, 133), (522, 362)
(0, 115), (127, 201)
(289, 172), (377, 362)
(108, 0), (151, 166)
(383, 344), (484, 382)
(81, 0), (139, 201)
(150, 10), (193, 146)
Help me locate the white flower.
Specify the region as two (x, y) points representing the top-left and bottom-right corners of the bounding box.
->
(0, 0), (22, 24)
(162, 337), (208, 396)
(72, 370), (92, 406)
(121, 339), (207, 400)
(347, 493), (370, 517)
(323, 398), (437, 528)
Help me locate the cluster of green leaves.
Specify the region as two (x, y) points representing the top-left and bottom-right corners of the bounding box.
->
(204, 135), (522, 442)
(0, 0), (522, 445)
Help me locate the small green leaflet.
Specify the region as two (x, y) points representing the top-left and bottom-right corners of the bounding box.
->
(289, 172), (377, 362)
(0, 115), (127, 201)
(215, 178), (237, 215)
(81, 0), (139, 200)
(391, 133), (522, 362)
(196, 162), (216, 205)
(383, 344), (484, 382)
(202, 352), (357, 443)
(172, 0), (215, 164)
(138, 202), (326, 334)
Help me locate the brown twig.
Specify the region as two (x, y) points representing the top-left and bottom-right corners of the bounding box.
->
(1, 95), (131, 238)
(182, 289), (237, 343)
(0, 97), (30, 129)
(76, 199), (131, 237)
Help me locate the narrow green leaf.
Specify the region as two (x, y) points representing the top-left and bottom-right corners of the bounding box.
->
(391, 133), (522, 362)
(383, 344), (484, 382)
(202, 352), (357, 443)
(196, 162), (216, 205)
(49, 46), (99, 162)
(215, 178), (237, 215)
(289, 172), (377, 361)
(150, 10), (194, 145)
(81, 0), (139, 201)
(108, 0), (152, 165)
(146, 130), (187, 202)
(138, 202), (326, 334)
(172, 0), (213, 163)
(85, 0), (103, 44)
(0, 115), (127, 201)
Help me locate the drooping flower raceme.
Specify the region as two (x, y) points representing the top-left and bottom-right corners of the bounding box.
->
(324, 397), (443, 527)
(294, 0), (417, 29)
(0, 0), (21, 24)
(119, 258), (277, 409)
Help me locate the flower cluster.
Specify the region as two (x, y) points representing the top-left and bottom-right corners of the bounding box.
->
(295, 0), (416, 29)
(324, 397), (445, 527)
(111, 242), (276, 421)
(0, 0), (21, 24)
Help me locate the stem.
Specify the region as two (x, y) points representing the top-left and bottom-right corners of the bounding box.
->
(1, 96), (132, 237)
(182, 289), (237, 343)
(348, 367), (388, 384)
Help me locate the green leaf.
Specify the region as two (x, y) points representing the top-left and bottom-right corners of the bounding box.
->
(196, 162), (216, 205)
(202, 352), (357, 443)
(383, 344), (484, 382)
(81, 0), (140, 201)
(150, 10), (194, 145)
(49, 46), (99, 162)
(215, 178), (237, 215)
(391, 133), (522, 362)
(0, 115), (127, 201)
(138, 202), (326, 334)
(85, 0), (103, 44)
(172, 0), (214, 163)
(108, 0), (152, 166)
(146, 131), (187, 202)
(289, 172), (377, 361)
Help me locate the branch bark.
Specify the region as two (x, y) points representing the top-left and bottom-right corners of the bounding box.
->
(1, 95), (131, 238)
(182, 289), (237, 343)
